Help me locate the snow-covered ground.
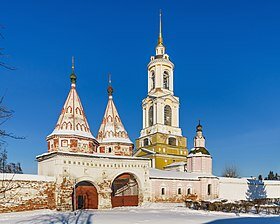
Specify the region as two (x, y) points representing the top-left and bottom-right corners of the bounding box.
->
(0, 203), (279, 224)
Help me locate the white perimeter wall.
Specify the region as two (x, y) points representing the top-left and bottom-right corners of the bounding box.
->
(219, 177), (280, 201)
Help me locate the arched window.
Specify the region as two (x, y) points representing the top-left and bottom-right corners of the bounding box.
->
(163, 71), (169, 89)
(148, 106), (154, 126)
(168, 137), (176, 146)
(143, 138), (149, 146)
(161, 187), (165, 195)
(151, 71), (155, 89)
(187, 188), (191, 195)
(164, 105), (172, 126)
(177, 188), (182, 195)
(208, 184), (211, 195)
(108, 147), (112, 153)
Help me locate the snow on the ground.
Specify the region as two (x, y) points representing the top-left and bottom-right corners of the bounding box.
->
(0, 203), (279, 224)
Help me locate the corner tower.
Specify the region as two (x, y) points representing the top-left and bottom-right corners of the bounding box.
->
(134, 12), (188, 169)
(46, 57), (99, 153)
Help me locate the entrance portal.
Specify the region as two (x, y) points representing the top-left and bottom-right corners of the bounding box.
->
(74, 181), (98, 209)
(111, 173), (139, 207)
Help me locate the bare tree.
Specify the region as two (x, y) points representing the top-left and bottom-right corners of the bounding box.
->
(222, 165), (239, 178)
(0, 25), (15, 70)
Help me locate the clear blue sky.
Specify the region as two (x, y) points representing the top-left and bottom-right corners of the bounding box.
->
(1, 1), (280, 177)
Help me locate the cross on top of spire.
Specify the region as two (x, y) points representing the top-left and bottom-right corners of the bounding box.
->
(70, 56), (77, 85)
(107, 73), (113, 98)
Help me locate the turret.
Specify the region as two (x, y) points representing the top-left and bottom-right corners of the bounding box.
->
(97, 74), (133, 156)
(187, 121), (212, 174)
(46, 57), (99, 153)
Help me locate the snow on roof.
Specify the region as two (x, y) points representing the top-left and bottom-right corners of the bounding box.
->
(0, 173), (55, 182)
(164, 161), (186, 168)
(47, 85), (95, 140)
(36, 151), (150, 161)
(149, 168), (217, 180)
(47, 130), (95, 139)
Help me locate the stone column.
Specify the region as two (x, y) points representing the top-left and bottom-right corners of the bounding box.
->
(98, 178), (112, 209)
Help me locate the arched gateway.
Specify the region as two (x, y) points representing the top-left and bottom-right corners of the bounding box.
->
(111, 173), (139, 207)
(74, 181), (98, 209)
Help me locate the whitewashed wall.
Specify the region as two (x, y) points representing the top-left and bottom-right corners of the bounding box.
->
(219, 177), (280, 201)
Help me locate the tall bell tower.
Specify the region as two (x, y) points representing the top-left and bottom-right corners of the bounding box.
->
(134, 11), (188, 169)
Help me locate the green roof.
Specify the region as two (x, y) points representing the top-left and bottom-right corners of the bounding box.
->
(189, 147), (210, 155)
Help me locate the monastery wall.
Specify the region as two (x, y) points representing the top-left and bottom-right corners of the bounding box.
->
(219, 177), (280, 201)
(0, 174), (55, 213)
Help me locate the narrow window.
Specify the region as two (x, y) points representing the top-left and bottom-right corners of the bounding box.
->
(187, 188), (191, 195)
(108, 147), (112, 153)
(151, 71), (155, 89)
(164, 105), (172, 126)
(143, 138), (149, 146)
(163, 71), (169, 89)
(208, 184), (211, 195)
(149, 106), (154, 126)
(161, 187), (165, 195)
(178, 188), (182, 195)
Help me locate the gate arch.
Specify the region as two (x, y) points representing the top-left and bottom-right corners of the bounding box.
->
(73, 181), (98, 209)
(111, 173), (139, 207)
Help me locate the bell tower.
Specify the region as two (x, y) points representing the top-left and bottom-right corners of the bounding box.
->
(135, 12), (188, 169)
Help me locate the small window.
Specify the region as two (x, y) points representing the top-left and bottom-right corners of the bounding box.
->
(187, 188), (191, 195)
(151, 71), (155, 89)
(143, 138), (149, 146)
(164, 105), (172, 126)
(161, 187), (165, 195)
(108, 147), (112, 153)
(178, 188), (182, 195)
(168, 137), (176, 146)
(149, 106), (154, 126)
(208, 184), (211, 195)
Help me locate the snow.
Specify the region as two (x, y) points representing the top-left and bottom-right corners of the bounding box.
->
(0, 173), (55, 182)
(36, 151), (150, 161)
(150, 168), (216, 180)
(47, 130), (95, 139)
(164, 161), (186, 168)
(0, 203), (279, 224)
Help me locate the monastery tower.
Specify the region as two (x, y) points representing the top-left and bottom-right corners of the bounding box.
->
(134, 12), (188, 169)
(97, 76), (134, 156)
(46, 58), (99, 153)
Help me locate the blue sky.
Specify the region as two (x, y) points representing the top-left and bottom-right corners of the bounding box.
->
(1, 0), (280, 177)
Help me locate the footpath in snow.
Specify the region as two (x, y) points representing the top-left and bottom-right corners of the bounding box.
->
(0, 203), (279, 224)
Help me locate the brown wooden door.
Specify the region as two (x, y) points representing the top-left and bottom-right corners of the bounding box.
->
(75, 181), (98, 209)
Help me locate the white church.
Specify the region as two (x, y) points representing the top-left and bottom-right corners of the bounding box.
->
(0, 13), (279, 213)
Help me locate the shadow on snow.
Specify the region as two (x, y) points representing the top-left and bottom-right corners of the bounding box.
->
(15, 210), (93, 224)
(205, 216), (280, 224)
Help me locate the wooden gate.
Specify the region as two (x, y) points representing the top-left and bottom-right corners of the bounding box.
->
(111, 173), (139, 207)
(74, 181), (98, 209)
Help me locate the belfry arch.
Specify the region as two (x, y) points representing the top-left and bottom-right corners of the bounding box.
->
(111, 173), (139, 207)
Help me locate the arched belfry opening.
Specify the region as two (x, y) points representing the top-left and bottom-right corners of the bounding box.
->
(111, 173), (139, 207)
(164, 105), (172, 126)
(163, 71), (169, 89)
(73, 181), (98, 210)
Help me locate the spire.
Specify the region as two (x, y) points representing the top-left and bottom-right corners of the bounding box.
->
(158, 9), (163, 45)
(97, 84), (133, 145)
(70, 56), (77, 85)
(107, 73), (113, 98)
(155, 10), (165, 56)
